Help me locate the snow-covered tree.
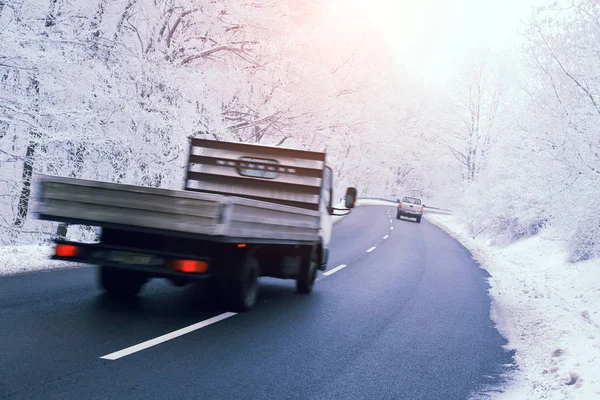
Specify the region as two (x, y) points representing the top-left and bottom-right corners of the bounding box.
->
(521, 0), (600, 260)
(0, 0), (420, 244)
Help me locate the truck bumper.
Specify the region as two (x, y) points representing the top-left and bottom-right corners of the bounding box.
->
(397, 210), (422, 219)
(52, 241), (213, 280)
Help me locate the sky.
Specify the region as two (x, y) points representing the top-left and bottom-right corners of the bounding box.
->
(331, 0), (551, 85)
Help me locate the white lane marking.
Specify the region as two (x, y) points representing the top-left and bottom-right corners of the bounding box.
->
(323, 264), (347, 276)
(390, 227), (394, 230)
(383, 235), (389, 240)
(100, 312), (237, 360)
(366, 246), (376, 253)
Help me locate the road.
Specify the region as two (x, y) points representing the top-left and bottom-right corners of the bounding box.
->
(0, 205), (514, 400)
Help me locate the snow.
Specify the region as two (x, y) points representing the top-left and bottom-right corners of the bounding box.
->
(1, 0), (432, 246)
(427, 214), (600, 400)
(0, 245), (84, 276)
(356, 199), (396, 206)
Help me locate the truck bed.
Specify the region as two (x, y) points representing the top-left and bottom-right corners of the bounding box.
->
(34, 175), (320, 243)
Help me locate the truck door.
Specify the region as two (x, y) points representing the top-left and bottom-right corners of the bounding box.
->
(319, 166), (333, 265)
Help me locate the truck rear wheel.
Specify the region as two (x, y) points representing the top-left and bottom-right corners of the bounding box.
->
(99, 266), (145, 297)
(296, 250), (318, 294)
(224, 255), (260, 312)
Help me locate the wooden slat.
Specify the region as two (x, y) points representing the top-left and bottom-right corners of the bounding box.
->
(191, 138), (325, 160)
(228, 195), (321, 216)
(186, 180), (320, 207)
(187, 189), (320, 211)
(229, 203), (320, 229)
(226, 218), (319, 241)
(36, 175), (223, 201)
(191, 145), (325, 170)
(43, 182), (221, 219)
(186, 171), (321, 195)
(36, 199), (223, 236)
(189, 156), (323, 181)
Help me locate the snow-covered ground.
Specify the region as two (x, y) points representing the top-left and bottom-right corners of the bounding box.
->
(0, 245), (85, 276)
(427, 214), (600, 400)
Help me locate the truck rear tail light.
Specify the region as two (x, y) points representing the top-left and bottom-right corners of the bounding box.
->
(172, 260), (209, 273)
(55, 244), (79, 258)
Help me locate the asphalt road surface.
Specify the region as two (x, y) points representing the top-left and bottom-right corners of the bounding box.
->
(0, 205), (514, 400)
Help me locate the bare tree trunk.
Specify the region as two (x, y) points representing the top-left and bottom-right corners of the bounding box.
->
(90, 0), (107, 57)
(14, 76), (40, 227)
(114, 0), (135, 42)
(45, 0), (58, 27)
(14, 2), (63, 228)
(13, 129), (40, 227)
(0, 120), (8, 140)
(13, 76), (40, 227)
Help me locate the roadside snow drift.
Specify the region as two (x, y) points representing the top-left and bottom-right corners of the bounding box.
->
(0, 245), (85, 276)
(427, 214), (600, 400)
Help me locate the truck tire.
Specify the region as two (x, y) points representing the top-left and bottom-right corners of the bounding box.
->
(296, 249), (318, 294)
(99, 266), (145, 297)
(226, 255), (260, 312)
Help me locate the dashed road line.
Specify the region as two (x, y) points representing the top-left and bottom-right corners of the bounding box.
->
(100, 312), (237, 360)
(323, 264), (347, 276)
(383, 235), (389, 240)
(366, 246), (376, 253)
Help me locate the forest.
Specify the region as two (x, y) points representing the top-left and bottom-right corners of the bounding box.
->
(1, 0), (598, 262)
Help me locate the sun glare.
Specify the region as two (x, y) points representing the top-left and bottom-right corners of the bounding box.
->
(330, 0), (542, 85)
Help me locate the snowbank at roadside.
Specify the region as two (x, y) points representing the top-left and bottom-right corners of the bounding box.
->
(356, 199), (396, 207)
(332, 199), (396, 224)
(426, 214), (600, 400)
(0, 245), (85, 276)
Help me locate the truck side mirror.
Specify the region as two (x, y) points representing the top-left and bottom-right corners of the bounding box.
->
(345, 187), (357, 209)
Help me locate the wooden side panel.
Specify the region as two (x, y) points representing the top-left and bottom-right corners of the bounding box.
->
(34, 175), (321, 243)
(225, 198), (320, 241)
(186, 179), (320, 205)
(36, 198), (223, 235)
